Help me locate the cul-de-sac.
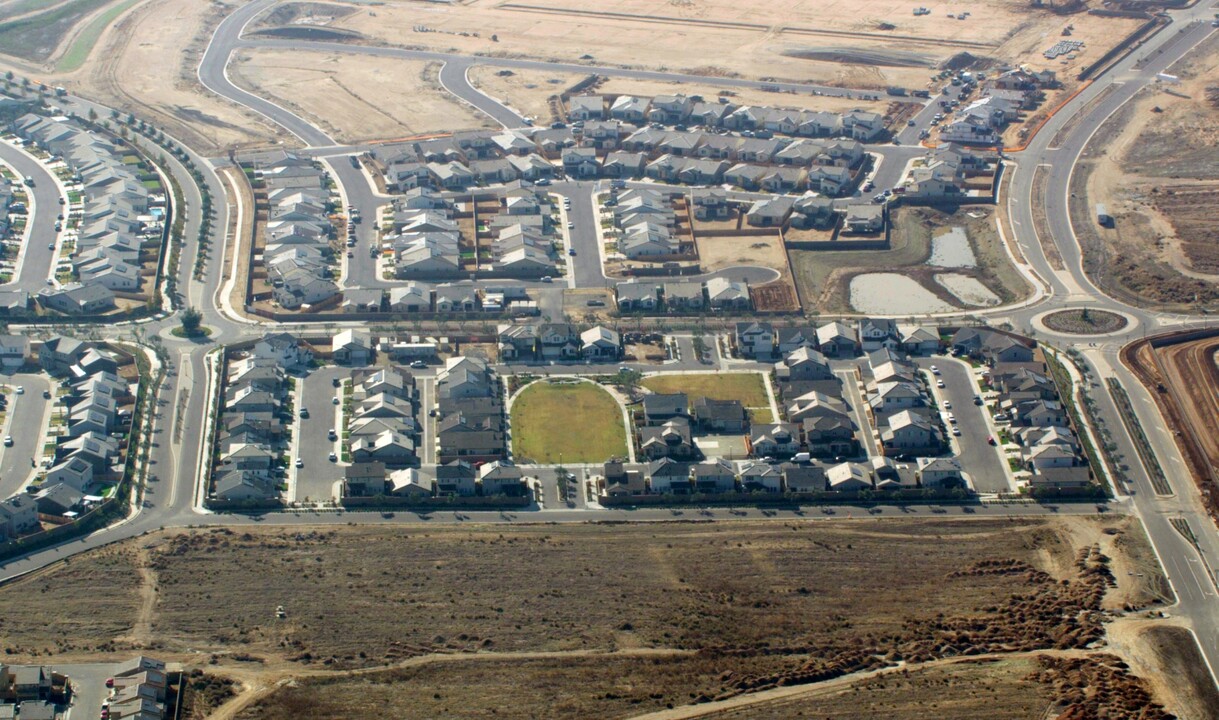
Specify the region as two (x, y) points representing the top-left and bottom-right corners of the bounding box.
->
(0, 0), (1218, 718)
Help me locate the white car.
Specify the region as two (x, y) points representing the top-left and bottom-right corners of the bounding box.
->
(294, 457), (303, 468)
(952, 427), (961, 437)
(947, 414), (957, 424)
(942, 401), (952, 409)
(14, 386), (23, 395)
(936, 380), (946, 388)
(3, 436), (11, 446)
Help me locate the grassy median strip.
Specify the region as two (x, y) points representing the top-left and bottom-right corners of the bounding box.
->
(1106, 377), (1171, 496)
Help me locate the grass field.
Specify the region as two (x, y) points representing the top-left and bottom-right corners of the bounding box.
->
(511, 380), (626, 463)
(0, 0), (115, 62)
(641, 372), (768, 408)
(54, 0), (139, 72)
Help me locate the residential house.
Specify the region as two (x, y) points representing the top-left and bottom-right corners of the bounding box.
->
(739, 462), (783, 492)
(332, 329), (373, 365)
(692, 397), (748, 434)
(581, 326), (621, 360)
(917, 457), (965, 488)
(735, 321), (774, 359)
(858, 318), (901, 352)
(802, 415), (857, 458)
(706, 277), (750, 310)
(775, 347), (833, 381)
(646, 457), (691, 493)
(692, 460), (737, 493)
(750, 422), (800, 458)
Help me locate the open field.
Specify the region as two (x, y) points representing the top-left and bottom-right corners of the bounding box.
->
(0, 517), (1159, 668)
(468, 65), (588, 123)
(791, 205), (1025, 314)
(1123, 332), (1219, 521)
(1077, 34), (1219, 310)
(642, 372), (768, 407)
(0, 516), (1185, 717)
(323, 0), (1139, 92)
(693, 656), (1056, 720)
(510, 380), (627, 463)
(0, 0), (115, 63)
(229, 49), (495, 144)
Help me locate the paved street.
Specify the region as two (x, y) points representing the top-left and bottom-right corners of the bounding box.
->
(0, 140), (65, 291)
(916, 357), (1010, 494)
(295, 367), (346, 502)
(0, 373), (53, 500)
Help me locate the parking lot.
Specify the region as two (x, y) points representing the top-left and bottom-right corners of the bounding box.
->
(294, 367), (347, 502)
(0, 373), (54, 500)
(916, 357), (1012, 493)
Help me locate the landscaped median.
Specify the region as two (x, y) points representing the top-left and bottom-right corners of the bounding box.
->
(510, 379), (627, 464)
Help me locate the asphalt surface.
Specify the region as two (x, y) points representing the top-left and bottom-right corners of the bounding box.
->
(0, 140), (64, 291)
(0, 374), (52, 500)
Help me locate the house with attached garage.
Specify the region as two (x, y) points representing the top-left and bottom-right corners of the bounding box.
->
(917, 456), (965, 488)
(880, 410), (941, 455)
(776, 326), (818, 355)
(434, 283), (479, 313)
(805, 165), (852, 196)
(642, 393), (689, 425)
(693, 460), (738, 493)
(739, 462), (783, 492)
(40, 335), (90, 375)
(581, 326), (621, 360)
(827, 462), (873, 491)
(436, 460), (478, 496)
(901, 326), (941, 355)
(332, 329), (373, 365)
(616, 282), (661, 312)
(775, 347), (833, 381)
(506, 154), (555, 181)
(561, 147), (600, 178)
(602, 151), (646, 177)
(639, 417), (698, 460)
(351, 431), (417, 467)
(648, 94), (694, 123)
(539, 323), (581, 360)
(816, 321), (859, 357)
(692, 397), (748, 434)
(37, 283), (116, 314)
(803, 414), (858, 458)
(388, 283), (430, 312)
(252, 332), (313, 369)
(479, 461), (528, 496)
(843, 204), (885, 234)
(580, 120), (625, 150)
(611, 95), (651, 123)
(646, 457), (692, 493)
(735, 321), (774, 359)
(745, 196), (794, 227)
(663, 281), (705, 311)
(0, 335), (29, 368)
(706, 278), (751, 310)
(0, 494), (38, 539)
(858, 318), (901, 352)
(497, 323), (539, 360)
(568, 95), (605, 121)
(750, 422), (800, 458)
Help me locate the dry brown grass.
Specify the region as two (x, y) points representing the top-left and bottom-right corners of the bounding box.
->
(701, 656), (1055, 720)
(228, 49), (495, 144)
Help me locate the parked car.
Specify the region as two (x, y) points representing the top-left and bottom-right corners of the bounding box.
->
(3, 436), (12, 446)
(300, 407), (309, 419)
(295, 457), (303, 468)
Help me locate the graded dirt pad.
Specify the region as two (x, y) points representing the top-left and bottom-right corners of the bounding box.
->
(467, 65), (588, 123)
(228, 49), (495, 144)
(1129, 334), (1219, 519)
(55, 0), (280, 154)
(324, 0), (1137, 92)
(1079, 33), (1219, 310)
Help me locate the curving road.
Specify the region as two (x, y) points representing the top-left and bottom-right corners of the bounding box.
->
(0, 141), (65, 291)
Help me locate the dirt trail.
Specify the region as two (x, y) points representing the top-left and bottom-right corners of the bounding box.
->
(126, 546), (158, 647)
(205, 647), (696, 720)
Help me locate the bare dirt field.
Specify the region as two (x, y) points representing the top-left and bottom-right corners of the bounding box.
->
(1078, 33), (1219, 310)
(0, 515), (1189, 718)
(467, 65), (588, 123)
(229, 49), (496, 144)
(1124, 332), (1219, 522)
(0, 0), (282, 154)
(323, 0), (1139, 92)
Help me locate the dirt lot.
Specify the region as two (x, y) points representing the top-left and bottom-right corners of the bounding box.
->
(229, 49), (495, 144)
(0, 515), (1188, 718)
(1078, 33), (1219, 310)
(0, 0), (281, 154)
(790, 205), (1025, 314)
(468, 65), (589, 123)
(591, 77), (892, 116)
(325, 0), (1137, 92)
(1124, 333), (1219, 522)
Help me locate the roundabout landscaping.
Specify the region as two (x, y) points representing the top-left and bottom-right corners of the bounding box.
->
(1041, 308), (1130, 335)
